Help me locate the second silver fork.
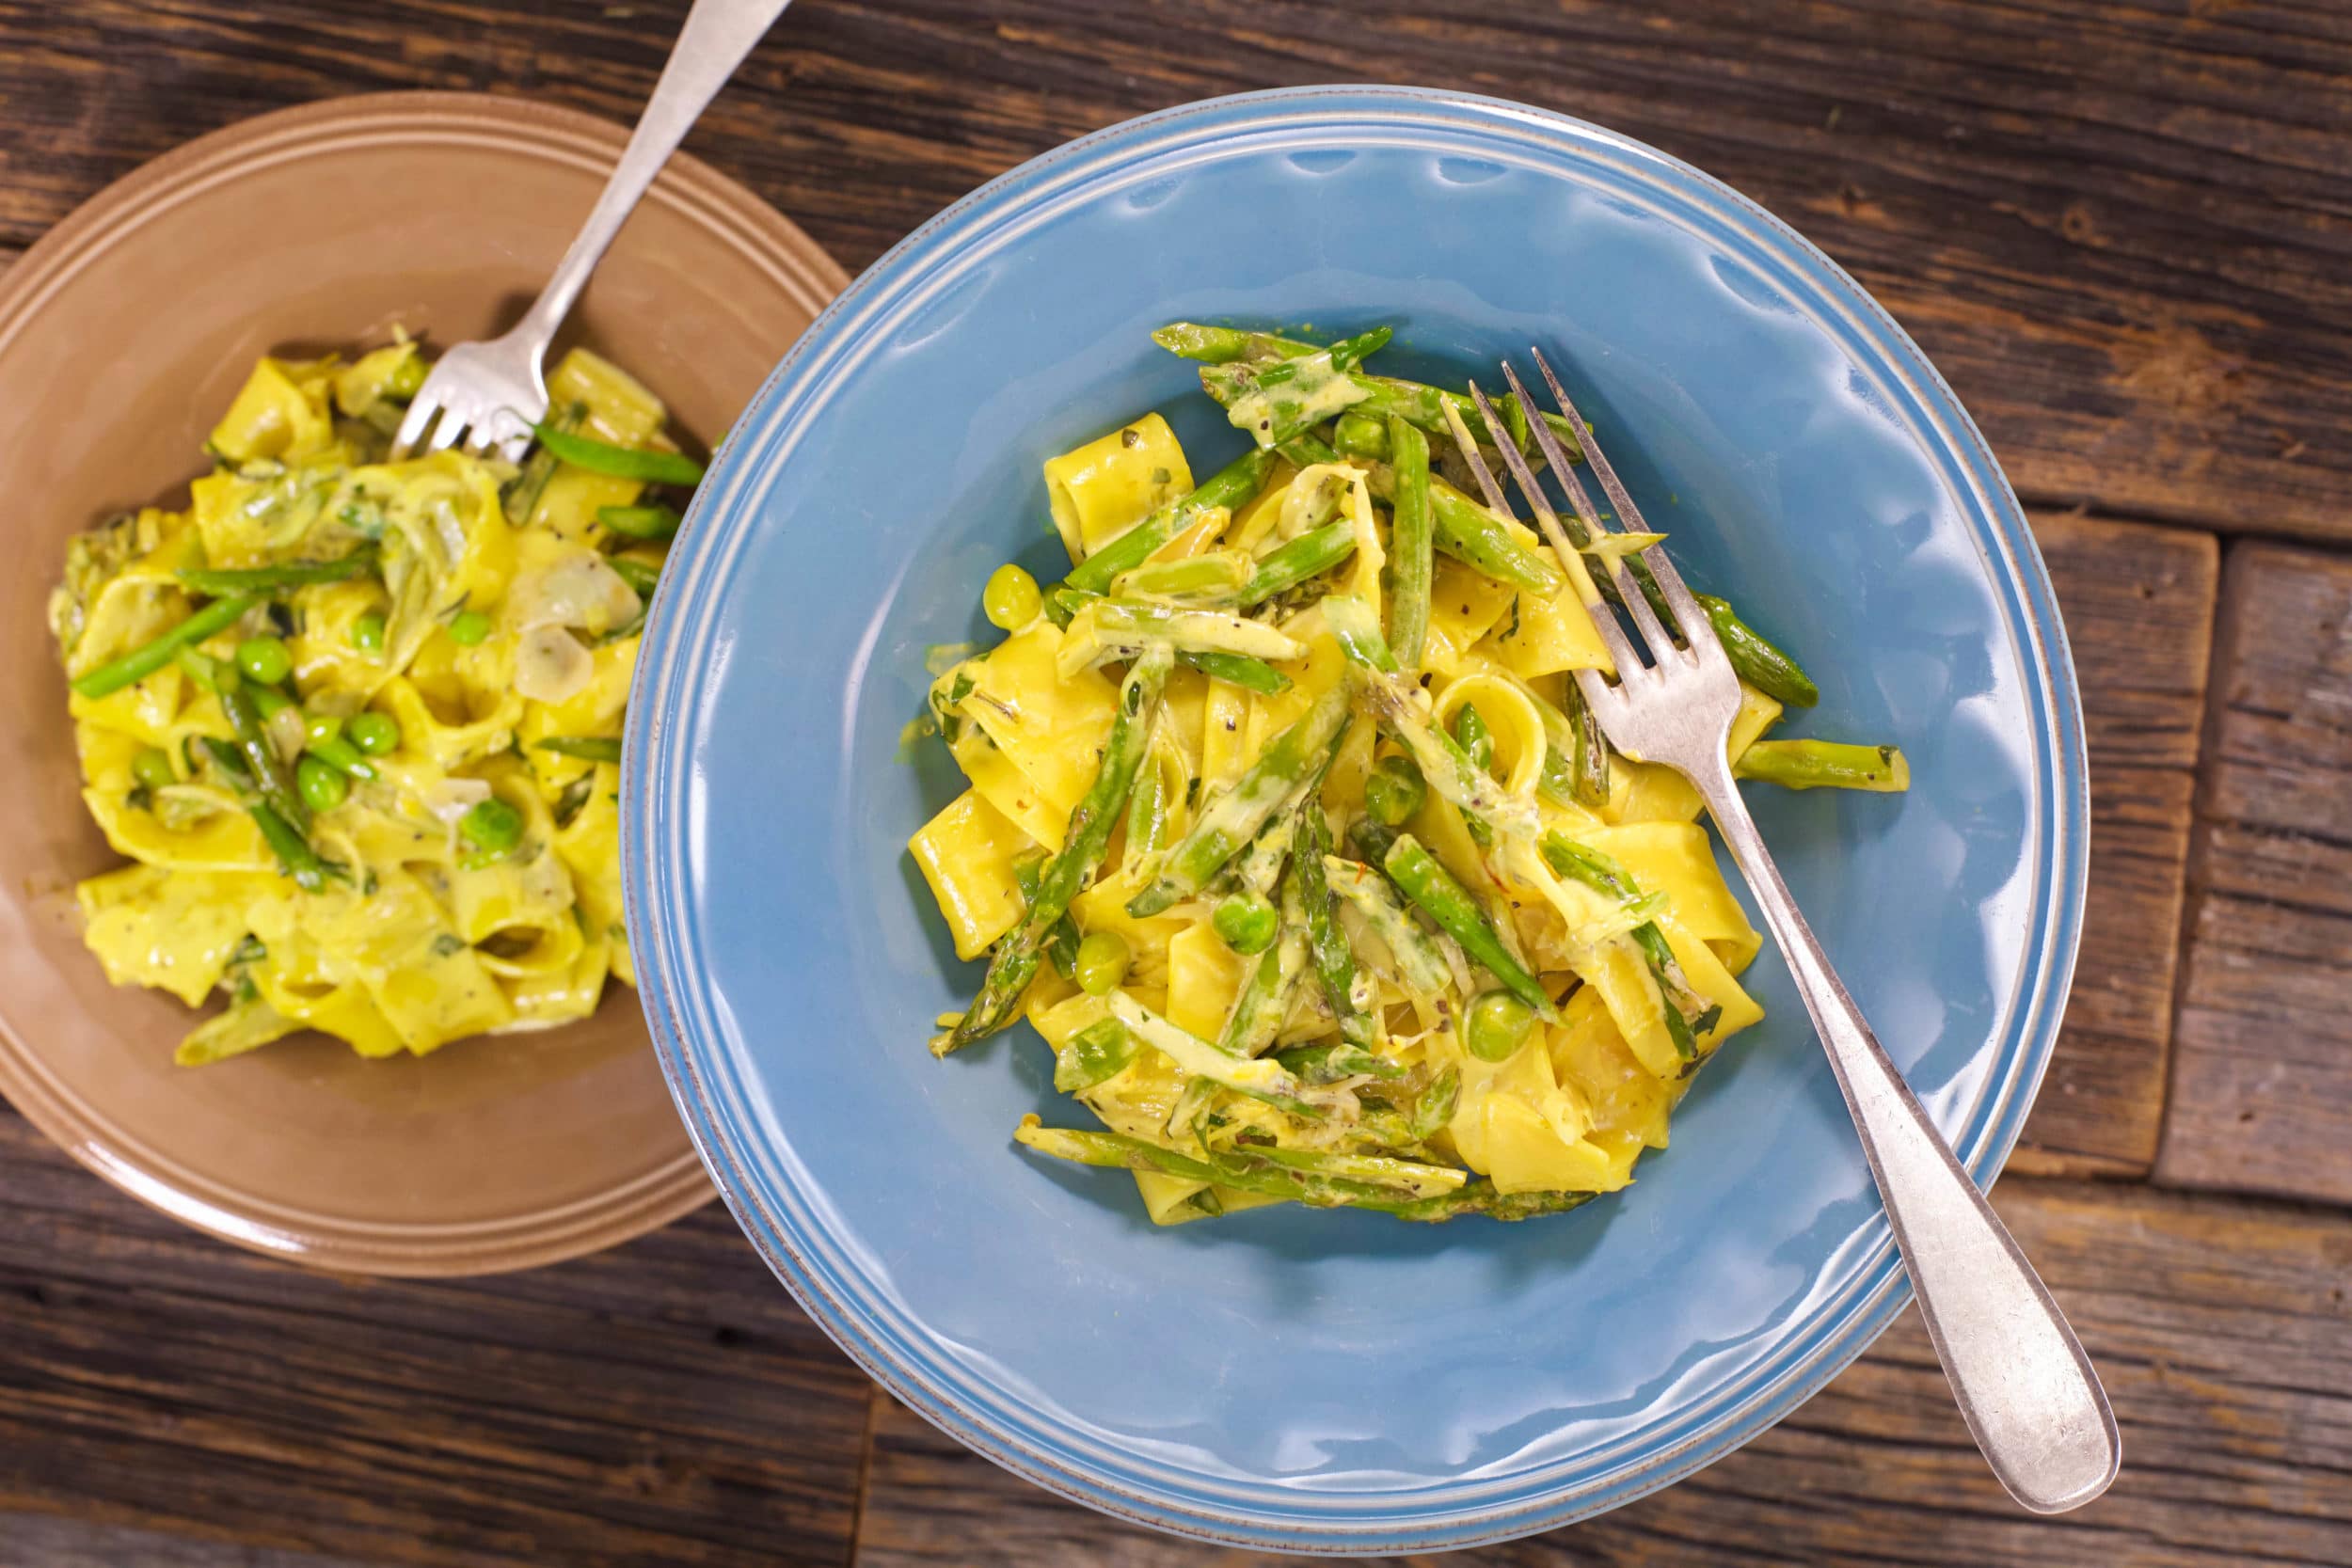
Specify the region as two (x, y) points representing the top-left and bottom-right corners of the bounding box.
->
(393, 0), (793, 463)
(1445, 349), (2121, 1516)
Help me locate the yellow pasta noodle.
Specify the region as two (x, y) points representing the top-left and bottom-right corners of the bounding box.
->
(911, 323), (1909, 1226)
(51, 341), (690, 1064)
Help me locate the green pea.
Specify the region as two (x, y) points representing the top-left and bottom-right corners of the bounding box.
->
(1212, 891), (1278, 956)
(304, 712), (342, 748)
(131, 746), (176, 791)
(1363, 754), (1427, 828)
(350, 612), (386, 653)
(983, 563), (1041, 631)
(447, 610), (493, 646)
(458, 798), (523, 856)
(1073, 930), (1131, 996)
(346, 711), (400, 755)
(296, 753), (349, 813)
(1465, 990), (1536, 1063)
(235, 636), (293, 686)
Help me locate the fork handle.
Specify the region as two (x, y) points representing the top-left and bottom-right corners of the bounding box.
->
(1691, 760), (2121, 1513)
(516, 0), (794, 348)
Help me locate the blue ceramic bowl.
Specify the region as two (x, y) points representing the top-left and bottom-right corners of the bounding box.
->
(623, 87), (2085, 1552)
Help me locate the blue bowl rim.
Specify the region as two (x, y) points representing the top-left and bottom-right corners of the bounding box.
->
(623, 83), (2090, 1553)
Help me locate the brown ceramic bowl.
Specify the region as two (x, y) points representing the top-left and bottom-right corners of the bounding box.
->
(0, 92), (846, 1275)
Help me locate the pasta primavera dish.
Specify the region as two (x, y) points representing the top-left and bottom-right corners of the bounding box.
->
(909, 323), (1907, 1226)
(52, 341), (698, 1065)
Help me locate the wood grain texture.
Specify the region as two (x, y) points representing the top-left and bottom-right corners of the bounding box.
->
(0, 1106), (871, 1568)
(2159, 542), (2352, 1204)
(0, 1514), (373, 1568)
(854, 1180), (2352, 1568)
(2012, 513), (2217, 1177)
(1, 1), (2348, 539)
(0, 2), (2340, 1563)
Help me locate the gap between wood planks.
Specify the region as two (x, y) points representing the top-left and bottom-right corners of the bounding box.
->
(0, 253), (2316, 1193)
(848, 1172), (2352, 1568)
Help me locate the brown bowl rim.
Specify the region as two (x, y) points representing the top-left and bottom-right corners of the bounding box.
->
(0, 88), (848, 1275)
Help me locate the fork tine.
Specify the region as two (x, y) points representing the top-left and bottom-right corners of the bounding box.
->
(390, 393), (442, 462)
(1524, 346), (1708, 639)
(421, 405), (469, 453)
(1527, 347), (1645, 537)
(1443, 392), (1654, 662)
(1437, 399), (1516, 518)
(1497, 362), (1600, 550)
(1490, 363), (1679, 666)
(1461, 380), (1581, 569)
(1454, 381), (1646, 679)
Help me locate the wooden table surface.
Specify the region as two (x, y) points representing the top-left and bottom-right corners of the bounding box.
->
(4, 3), (2347, 1564)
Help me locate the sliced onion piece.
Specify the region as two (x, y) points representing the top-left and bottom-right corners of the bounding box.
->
(515, 624), (594, 704)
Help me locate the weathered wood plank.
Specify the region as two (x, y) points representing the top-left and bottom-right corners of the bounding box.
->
(0, 1513), (373, 1568)
(0, 1), (2347, 539)
(2159, 541), (2352, 1205)
(2013, 514), (2215, 1177)
(0, 1106), (871, 1568)
(853, 1180), (2352, 1568)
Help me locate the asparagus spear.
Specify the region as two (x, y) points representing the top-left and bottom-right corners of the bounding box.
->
(1295, 804), (1375, 1050)
(1353, 376), (1581, 459)
(532, 421), (705, 486)
(1359, 467), (1564, 597)
(246, 802), (334, 893)
(1166, 323), (1579, 458)
(1013, 1117), (1455, 1209)
(1385, 416), (1435, 671)
(1150, 323), (1318, 363)
(1381, 833), (1555, 1019)
(1053, 1018), (1137, 1093)
(1057, 587), (1289, 689)
(1331, 411), (1388, 462)
(537, 736), (624, 764)
(1229, 807), (1300, 903)
(1127, 685), (1351, 916)
(1389, 1180), (1598, 1223)
(1012, 853), (1082, 985)
(70, 594), (261, 701)
(1199, 328), (1391, 449)
(1276, 430), (1341, 469)
(1180, 650), (1292, 694)
(607, 556), (661, 598)
(1276, 1039), (1402, 1084)
(1560, 676), (1611, 808)
(1239, 521), (1356, 607)
(177, 550), (373, 596)
(1113, 552), (1251, 603)
(218, 680), (309, 834)
(1540, 832), (1720, 1059)
(1735, 739), (1908, 791)
(1181, 366), (1556, 597)
(1695, 594), (1820, 708)
(941, 644), (1171, 1052)
(1324, 595), (1538, 842)
(1103, 990), (1325, 1115)
(1059, 599), (1303, 673)
(1322, 853), (1454, 999)
(1409, 1065), (1461, 1141)
(596, 503), (682, 539)
(1452, 703), (1497, 848)
(1063, 448), (1278, 594)
(1217, 872), (1311, 1059)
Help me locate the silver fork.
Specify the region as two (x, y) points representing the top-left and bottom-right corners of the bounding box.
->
(392, 0), (793, 462)
(1449, 350), (2122, 1515)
